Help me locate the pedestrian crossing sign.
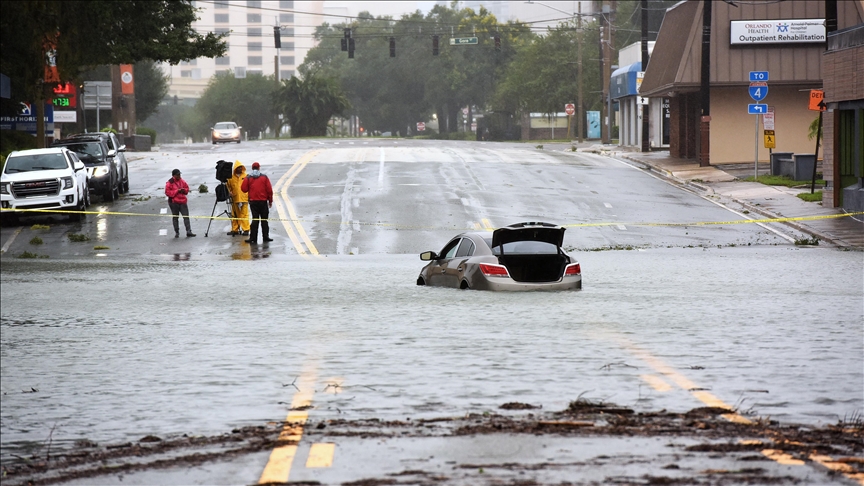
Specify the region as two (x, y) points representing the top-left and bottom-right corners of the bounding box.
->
(764, 130), (775, 149)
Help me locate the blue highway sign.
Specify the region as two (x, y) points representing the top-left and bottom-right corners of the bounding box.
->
(749, 82), (768, 101)
(749, 71), (769, 81)
(748, 104), (768, 114)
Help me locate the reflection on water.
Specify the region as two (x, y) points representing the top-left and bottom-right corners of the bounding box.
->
(96, 215), (107, 241)
(173, 253), (191, 261)
(1, 247), (861, 462)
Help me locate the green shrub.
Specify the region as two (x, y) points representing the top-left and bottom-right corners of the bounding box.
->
(100, 127), (118, 134)
(1, 130), (38, 159)
(198, 183), (208, 193)
(137, 127), (157, 145)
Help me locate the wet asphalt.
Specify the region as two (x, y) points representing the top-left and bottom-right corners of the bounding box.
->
(1, 139), (861, 485)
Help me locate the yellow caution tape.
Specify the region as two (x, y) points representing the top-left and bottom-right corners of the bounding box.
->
(2, 207), (862, 231)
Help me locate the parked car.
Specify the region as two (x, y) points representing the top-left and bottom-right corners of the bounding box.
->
(68, 131), (129, 193)
(52, 137), (120, 201)
(1, 147), (90, 223)
(211, 122), (242, 144)
(417, 222), (582, 291)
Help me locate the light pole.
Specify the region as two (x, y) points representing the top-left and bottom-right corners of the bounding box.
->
(525, 1), (588, 143)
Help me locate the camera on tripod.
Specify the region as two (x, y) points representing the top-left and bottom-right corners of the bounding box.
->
(205, 160), (235, 237)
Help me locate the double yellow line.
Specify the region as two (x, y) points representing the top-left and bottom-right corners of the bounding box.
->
(271, 150), (322, 258)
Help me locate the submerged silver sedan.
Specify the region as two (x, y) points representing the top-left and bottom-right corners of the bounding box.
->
(417, 222), (582, 291)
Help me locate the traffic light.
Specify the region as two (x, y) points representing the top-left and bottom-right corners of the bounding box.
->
(432, 35), (439, 55)
(494, 35), (501, 51)
(273, 26), (281, 49)
(348, 38), (355, 58)
(389, 37), (395, 57)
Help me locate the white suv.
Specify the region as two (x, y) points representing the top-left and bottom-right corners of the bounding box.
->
(1, 147), (90, 223)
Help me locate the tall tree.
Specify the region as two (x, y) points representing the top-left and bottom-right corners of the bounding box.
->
(0, 0), (226, 146)
(195, 72), (278, 138)
(134, 60), (169, 123)
(275, 74), (350, 137)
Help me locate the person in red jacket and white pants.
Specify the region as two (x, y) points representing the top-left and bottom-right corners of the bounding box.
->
(165, 168), (196, 238)
(240, 162), (273, 244)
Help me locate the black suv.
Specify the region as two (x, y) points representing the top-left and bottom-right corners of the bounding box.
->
(52, 137), (120, 201)
(67, 132), (130, 193)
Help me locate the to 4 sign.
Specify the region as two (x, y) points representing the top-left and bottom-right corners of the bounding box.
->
(749, 82), (768, 102)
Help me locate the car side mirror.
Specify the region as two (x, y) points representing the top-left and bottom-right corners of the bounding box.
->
(118, 145), (126, 152)
(74, 161), (85, 171)
(420, 251), (438, 261)
(238, 126), (243, 130)
(108, 149), (116, 157)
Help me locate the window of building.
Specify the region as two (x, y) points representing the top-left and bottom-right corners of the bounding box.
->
(180, 59), (197, 66)
(247, 13), (261, 23)
(216, 56), (230, 65)
(248, 56), (262, 65)
(279, 13), (294, 23)
(180, 70), (192, 77)
(216, 70), (228, 77)
(280, 70), (294, 79)
(215, 13), (229, 23)
(281, 27), (295, 37)
(248, 28), (262, 37)
(214, 0), (228, 8)
(279, 1), (293, 8)
(248, 42), (262, 52)
(247, 0), (261, 8)
(280, 56), (294, 65)
(281, 42), (295, 50)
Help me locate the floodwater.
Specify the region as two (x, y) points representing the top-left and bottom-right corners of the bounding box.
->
(1, 246), (862, 463)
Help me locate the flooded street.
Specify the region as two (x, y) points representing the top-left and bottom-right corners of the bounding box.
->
(1, 141), (862, 484)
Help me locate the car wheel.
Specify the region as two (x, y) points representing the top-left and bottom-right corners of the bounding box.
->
(103, 186), (115, 202)
(212, 140), (217, 145)
(85, 189), (91, 207)
(122, 176), (129, 193)
(460, 280), (471, 290)
(113, 182), (120, 200)
(416, 276), (426, 286)
(236, 140), (241, 144)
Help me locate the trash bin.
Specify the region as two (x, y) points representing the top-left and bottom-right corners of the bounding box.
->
(770, 152), (794, 176)
(792, 153), (816, 181)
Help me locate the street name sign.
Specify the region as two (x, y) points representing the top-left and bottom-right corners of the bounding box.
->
(449, 37), (478, 45)
(749, 82), (768, 101)
(748, 104), (768, 114)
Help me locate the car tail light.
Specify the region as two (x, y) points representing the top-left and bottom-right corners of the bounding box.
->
(564, 263), (581, 276)
(480, 263), (509, 277)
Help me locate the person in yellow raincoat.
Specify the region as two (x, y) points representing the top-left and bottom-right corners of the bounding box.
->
(226, 160), (251, 236)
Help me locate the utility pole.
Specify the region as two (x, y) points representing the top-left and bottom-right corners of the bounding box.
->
(577, 2), (584, 143)
(640, 0), (650, 152)
(600, 1), (615, 144)
(699, 0), (711, 166)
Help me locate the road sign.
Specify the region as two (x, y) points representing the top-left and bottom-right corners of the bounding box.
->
(809, 89), (826, 111)
(764, 130), (775, 149)
(763, 112), (775, 130)
(449, 37), (478, 45)
(416, 122), (425, 131)
(749, 71), (769, 81)
(749, 82), (768, 101)
(564, 103), (575, 116)
(748, 104), (768, 114)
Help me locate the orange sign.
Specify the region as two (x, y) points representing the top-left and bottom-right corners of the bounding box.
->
(120, 64), (134, 94)
(809, 89), (826, 111)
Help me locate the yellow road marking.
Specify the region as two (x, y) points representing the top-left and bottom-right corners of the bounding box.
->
(639, 374), (672, 392)
(306, 443), (336, 468)
(762, 449), (805, 465)
(482, 218), (494, 229)
(272, 150), (320, 256)
(258, 369), (317, 484)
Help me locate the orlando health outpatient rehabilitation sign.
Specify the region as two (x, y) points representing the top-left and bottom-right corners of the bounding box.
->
(730, 19), (825, 45)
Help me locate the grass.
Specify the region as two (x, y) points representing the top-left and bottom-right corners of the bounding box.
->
(742, 175), (825, 187)
(68, 234), (90, 242)
(18, 251), (48, 259)
(30, 224), (50, 230)
(794, 236), (820, 246)
(93, 245), (109, 250)
(198, 184), (208, 193)
(797, 191), (822, 202)
(29, 236), (43, 245)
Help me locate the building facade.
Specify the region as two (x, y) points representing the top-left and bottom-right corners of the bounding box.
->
(639, 0), (864, 170)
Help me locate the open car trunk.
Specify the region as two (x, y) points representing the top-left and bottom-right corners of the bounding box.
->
(497, 254), (570, 282)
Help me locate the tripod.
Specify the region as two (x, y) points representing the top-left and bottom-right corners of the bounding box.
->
(204, 181), (233, 237)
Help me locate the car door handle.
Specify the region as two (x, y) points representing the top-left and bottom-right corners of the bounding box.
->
(441, 269), (446, 274)
(457, 266), (464, 271)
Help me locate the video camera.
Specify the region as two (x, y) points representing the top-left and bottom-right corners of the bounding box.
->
(215, 159), (234, 183)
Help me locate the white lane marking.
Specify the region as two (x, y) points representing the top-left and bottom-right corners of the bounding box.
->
(160, 208), (167, 214)
(378, 148), (385, 188)
(0, 227), (23, 253)
(461, 198), (470, 206)
(604, 202), (613, 208)
(617, 225), (627, 231)
(159, 229), (167, 236)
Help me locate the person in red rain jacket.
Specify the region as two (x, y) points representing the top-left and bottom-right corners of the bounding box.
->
(240, 162), (273, 244)
(165, 168), (196, 238)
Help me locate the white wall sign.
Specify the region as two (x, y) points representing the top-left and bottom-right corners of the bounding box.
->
(730, 19), (825, 45)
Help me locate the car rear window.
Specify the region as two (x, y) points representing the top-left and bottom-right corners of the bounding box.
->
(4, 153), (69, 172)
(215, 123), (236, 130)
(57, 142), (103, 160)
(491, 241), (559, 255)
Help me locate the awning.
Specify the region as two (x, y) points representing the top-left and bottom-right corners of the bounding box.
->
(611, 62), (642, 99)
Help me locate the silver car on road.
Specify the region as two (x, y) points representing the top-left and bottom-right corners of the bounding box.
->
(417, 222), (582, 291)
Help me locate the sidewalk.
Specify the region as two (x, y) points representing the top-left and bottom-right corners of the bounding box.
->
(583, 145), (863, 249)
